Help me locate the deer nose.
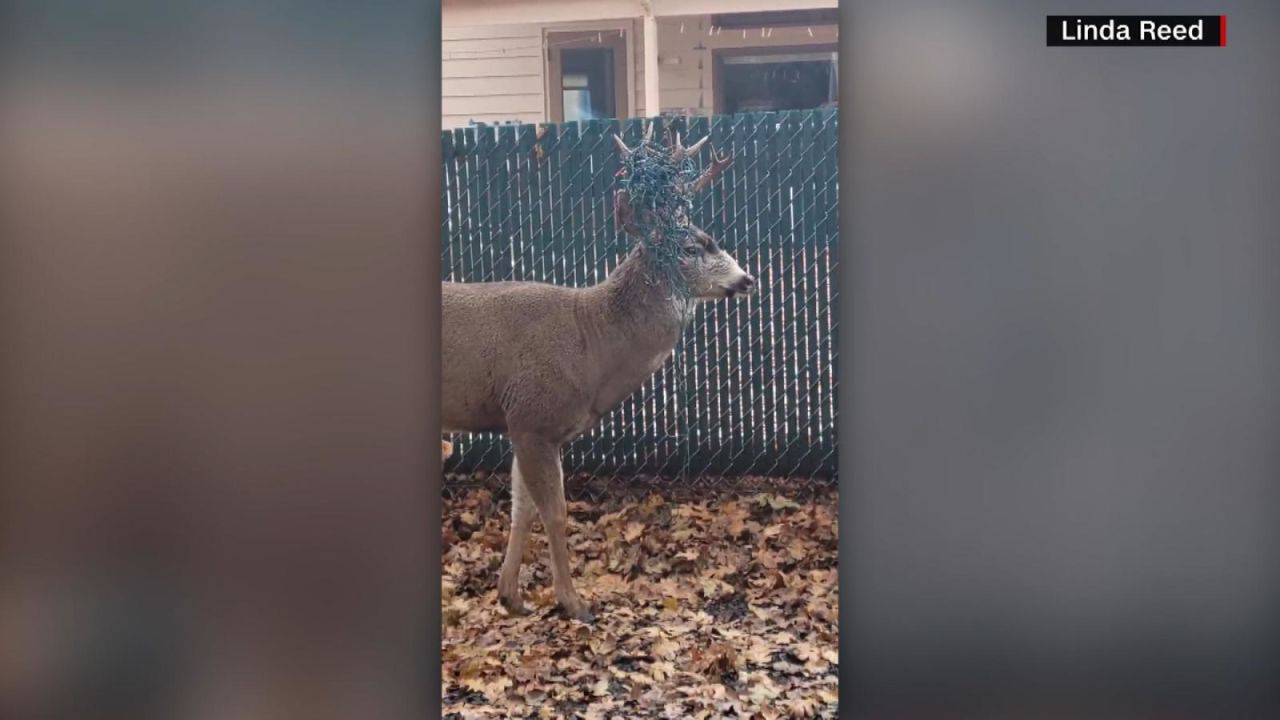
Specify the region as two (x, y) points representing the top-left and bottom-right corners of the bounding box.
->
(737, 275), (756, 293)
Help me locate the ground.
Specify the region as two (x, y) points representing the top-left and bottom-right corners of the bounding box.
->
(441, 479), (839, 719)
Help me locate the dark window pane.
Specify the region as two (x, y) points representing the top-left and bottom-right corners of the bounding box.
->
(720, 51), (837, 114)
(561, 48), (616, 121)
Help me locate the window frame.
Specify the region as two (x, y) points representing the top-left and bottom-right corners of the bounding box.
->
(712, 44), (839, 115)
(545, 27), (632, 124)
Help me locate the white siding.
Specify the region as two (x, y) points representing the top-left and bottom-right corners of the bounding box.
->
(442, 24), (545, 130)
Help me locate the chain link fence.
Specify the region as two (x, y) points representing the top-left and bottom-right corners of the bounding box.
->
(442, 109), (837, 498)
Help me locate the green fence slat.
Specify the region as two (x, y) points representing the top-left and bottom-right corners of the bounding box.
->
(513, 124), (533, 281)
(441, 132), (456, 279)
(748, 113), (776, 475)
(534, 124), (555, 287)
(819, 111), (839, 474)
(494, 126), (515, 282)
(452, 128), (471, 282)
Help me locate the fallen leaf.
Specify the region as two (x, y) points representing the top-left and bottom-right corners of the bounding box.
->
(649, 660), (676, 682)
(651, 636), (679, 659)
(441, 485), (839, 718)
(590, 676), (610, 697)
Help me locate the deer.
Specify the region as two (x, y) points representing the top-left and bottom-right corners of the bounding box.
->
(441, 124), (754, 621)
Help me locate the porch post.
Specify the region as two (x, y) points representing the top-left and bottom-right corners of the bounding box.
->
(642, 7), (659, 117)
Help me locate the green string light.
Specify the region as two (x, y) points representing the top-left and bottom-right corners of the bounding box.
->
(616, 134), (703, 300)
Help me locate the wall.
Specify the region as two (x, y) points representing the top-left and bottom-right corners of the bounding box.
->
(442, 24), (545, 129)
(441, 14), (839, 128)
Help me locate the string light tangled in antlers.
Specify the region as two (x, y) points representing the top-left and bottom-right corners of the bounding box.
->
(613, 123), (733, 294)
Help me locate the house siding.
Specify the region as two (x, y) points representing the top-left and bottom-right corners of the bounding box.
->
(441, 15), (837, 128)
(442, 24), (545, 129)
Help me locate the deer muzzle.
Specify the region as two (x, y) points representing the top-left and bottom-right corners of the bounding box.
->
(727, 274), (757, 297)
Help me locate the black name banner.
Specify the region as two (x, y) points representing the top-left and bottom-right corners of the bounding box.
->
(1047, 15), (1226, 46)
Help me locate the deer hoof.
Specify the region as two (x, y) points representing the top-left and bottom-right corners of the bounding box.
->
(557, 601), (595, 623)
(498, 593), (527, 616)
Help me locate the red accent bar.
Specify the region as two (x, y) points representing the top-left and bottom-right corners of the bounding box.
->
(1220, 15), (1227, 46)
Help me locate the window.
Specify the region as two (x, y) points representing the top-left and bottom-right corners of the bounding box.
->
(547, 30), (629, 123)
(715, 47), (838, 114)
(561, 48), (616, 123)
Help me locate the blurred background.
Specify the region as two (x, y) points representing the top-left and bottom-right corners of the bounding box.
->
(844, 1), (1280, 717)
(0, 2), (436, 718)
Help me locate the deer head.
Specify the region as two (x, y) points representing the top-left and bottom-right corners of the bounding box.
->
(613, 123), (755, 300)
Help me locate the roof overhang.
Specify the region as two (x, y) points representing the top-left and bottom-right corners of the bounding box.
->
(443, 0), (839, 28)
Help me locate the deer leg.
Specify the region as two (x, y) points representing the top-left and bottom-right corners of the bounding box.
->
(496, 457), (536, 615)
(509, 433), (592, 622)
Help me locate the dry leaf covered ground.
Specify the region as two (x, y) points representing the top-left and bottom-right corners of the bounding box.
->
(442, 480), (838, 719)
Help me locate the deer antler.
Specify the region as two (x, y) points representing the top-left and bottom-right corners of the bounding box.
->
(670, 132), (712, 163)
(687, 147), (733, 194)
(615, 120), (659, 158)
